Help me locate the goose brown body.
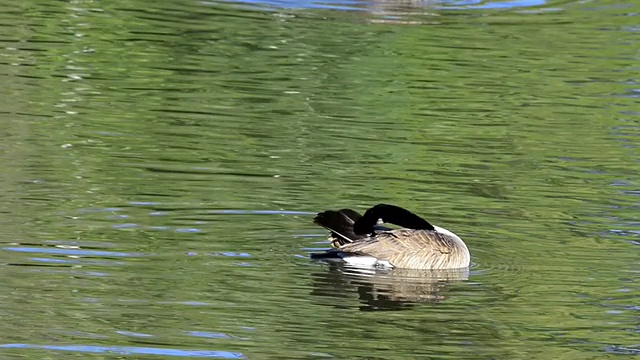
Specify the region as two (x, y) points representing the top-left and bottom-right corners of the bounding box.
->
(312, 204), (470, 270)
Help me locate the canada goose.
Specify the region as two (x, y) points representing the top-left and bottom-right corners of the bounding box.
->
(311, 204), (470, 270)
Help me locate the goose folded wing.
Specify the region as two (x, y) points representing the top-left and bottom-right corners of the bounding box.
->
(339, 229), (458, 268)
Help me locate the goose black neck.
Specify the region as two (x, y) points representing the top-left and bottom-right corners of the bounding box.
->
(353, 204), (434, 235)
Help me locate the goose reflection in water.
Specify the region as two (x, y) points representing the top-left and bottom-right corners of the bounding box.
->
(310, 263), (469, 311)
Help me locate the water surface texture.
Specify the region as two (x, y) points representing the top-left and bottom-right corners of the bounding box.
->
(1, 0), (639, 358)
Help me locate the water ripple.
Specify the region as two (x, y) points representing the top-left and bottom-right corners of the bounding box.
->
(0, 344), (244, 358)
(2, 247), (140, 257)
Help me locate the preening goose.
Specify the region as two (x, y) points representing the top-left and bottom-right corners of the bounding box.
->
(311, 204), (470, 270)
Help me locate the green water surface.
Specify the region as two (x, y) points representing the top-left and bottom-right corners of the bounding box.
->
(0, 0), (638, 358)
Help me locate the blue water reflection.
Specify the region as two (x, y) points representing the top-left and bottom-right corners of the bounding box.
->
(216, 0), (548, 11)
(3, 247), (138, 257)
(0, 344), (244, 358)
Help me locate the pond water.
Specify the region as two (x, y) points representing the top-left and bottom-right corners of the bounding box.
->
(1, 0), (639, 358)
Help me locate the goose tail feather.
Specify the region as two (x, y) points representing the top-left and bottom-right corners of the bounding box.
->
(313, 209), (366, 247)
